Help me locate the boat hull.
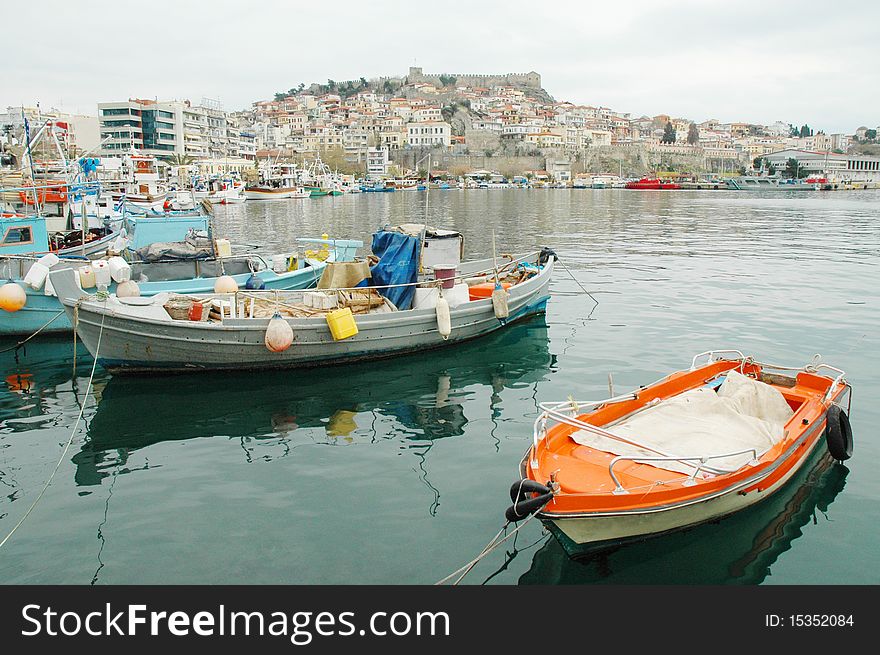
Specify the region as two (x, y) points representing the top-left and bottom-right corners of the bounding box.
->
(243, 188), (297, 200)
(54, 258), (553, 374)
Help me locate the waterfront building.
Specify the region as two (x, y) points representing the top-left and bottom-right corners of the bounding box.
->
(761, 148), (880, 183)
(98, 99), (182, 155)
(366, 146), (390, 180)
(98, 98), (244, 160)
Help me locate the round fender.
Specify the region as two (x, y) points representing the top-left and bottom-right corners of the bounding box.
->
(509, 479), (552, 502)
(538, 247), (558, 265)
(825, 404), (853, 461)
(505, 491), (554, 523)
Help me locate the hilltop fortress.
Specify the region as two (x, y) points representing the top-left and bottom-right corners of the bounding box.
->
(405, 67), (542, 89)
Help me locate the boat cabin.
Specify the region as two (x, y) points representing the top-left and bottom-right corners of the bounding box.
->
(124, 214), (212, 252)
(0, 214), (51, 255)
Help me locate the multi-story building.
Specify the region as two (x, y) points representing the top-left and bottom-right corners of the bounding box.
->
(98, 98), (240, 159)
(366, 146), (390, 180)
(406, 121), (451, 147)
(98, 99), (182, 155)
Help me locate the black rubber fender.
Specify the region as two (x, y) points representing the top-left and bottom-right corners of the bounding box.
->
(825, 404), (853, 461)
(509, 479), (552, 502)
(538, 247), (558, 265)
(505, 492), (554, 522)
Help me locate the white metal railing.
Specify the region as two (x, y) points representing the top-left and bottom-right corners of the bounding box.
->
(608, 449), (760, 495)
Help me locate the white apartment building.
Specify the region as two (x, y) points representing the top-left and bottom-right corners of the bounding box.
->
(406, 121), (451, 147)
(366, 146), (390, 180)
(99, 98), (245, 159)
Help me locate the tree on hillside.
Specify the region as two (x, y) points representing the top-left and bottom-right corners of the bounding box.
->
(799, 124), (812, 138)
(866, 128), (878, 141)
(686, 123), (699, 145)
(661, 121), (676, 144)
(438, 75), (457, 87)
(789, 124), (799, 137)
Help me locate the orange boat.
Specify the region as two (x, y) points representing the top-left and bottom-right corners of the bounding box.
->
(18, 181), (68, 205)
(506, 350), (853, 554)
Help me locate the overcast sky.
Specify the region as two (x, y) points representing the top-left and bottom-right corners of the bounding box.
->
(5, 0), (877, 133)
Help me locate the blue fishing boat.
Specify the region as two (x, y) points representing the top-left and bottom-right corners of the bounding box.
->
(0, 211), (362, 337)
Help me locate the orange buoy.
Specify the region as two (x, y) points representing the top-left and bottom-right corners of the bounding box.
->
(265, 312), (293, 352)
(214, 275), (238, 293)
(0, 281), (27, 312)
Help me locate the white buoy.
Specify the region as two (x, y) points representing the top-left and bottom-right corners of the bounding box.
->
(214, 275), (238, 293)
(491, 283), (509, 319)
(265, 312), (293, 352)
(436, 294), (451, 339)
(0, 281), (27, 312)
(116, 280), (141, 298)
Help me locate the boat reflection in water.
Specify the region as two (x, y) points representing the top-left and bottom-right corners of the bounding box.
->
(518, 446), (848, 585)
(1, 337), (103, 426)
(73, 316), (556, 487)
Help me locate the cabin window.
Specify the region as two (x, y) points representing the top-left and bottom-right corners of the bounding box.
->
(2, 226), (33, 246)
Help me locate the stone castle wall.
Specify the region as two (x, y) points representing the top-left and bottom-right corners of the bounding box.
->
(406, 67), (541, 89)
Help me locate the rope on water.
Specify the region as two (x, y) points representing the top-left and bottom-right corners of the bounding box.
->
(0, 310), (65, 355)
(0, 310), (106, 552)
(435, 501), (550, 585)
(557, 257), (599, 307)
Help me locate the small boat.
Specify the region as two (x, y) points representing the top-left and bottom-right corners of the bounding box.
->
(1, 209), (362, 336)
(244, 185), (298, 200)
(625, 177), (680, 190)
(362, 183), (395, 193)
(505, 350), (853, 556)
(48, 228), (557, 375)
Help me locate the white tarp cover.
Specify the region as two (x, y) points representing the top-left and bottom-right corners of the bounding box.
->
(570, 370), (795, 476)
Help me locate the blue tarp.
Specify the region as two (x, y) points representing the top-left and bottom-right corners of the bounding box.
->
(370, 230), (421, 310)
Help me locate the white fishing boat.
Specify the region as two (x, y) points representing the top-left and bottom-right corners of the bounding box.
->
(49, 227), (558, 374)
(244, 163), (301, 200)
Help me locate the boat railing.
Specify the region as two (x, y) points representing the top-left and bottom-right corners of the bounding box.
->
(690, 351), (847, 403)
(690, 349), (746, 370)
(608, 449), (760, 495)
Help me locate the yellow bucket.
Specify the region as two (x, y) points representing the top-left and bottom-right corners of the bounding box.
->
(326, 307), (358, 340)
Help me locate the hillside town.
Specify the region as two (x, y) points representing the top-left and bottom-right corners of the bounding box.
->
(2, 66), (879, 185)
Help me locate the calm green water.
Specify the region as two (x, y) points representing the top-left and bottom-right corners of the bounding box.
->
(1, 189), (878, 585)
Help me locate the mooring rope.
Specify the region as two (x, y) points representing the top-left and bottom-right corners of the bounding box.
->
(0, 310), (65, 355)
(435, 501), (550, 585)
(0, 310), (106, 551)
(557, 257), (599, 307)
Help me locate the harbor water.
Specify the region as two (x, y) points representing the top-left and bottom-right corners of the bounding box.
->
(1, 189), (878, 584)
